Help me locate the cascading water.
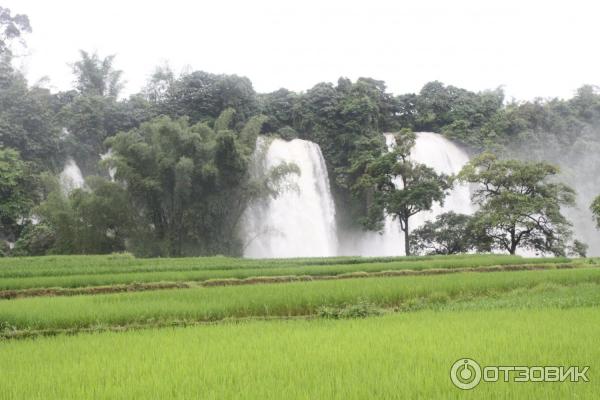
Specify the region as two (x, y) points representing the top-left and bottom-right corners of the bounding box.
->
(408, 132), (474, 224)
(339, 132), (475, 256)
(244, 132), (474, 258)
(59, 158), (85, 194)
(100, 150), (116, 181)
(243, 137), (338, 258)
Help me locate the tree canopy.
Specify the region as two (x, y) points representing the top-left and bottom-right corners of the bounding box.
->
(592, 195), (600, 229)
(104, 113), (296, 257)
(459, 153), (576, 255)
(0, 6), (31, 59)
(356, 131), (450, 255)
(71, 51), (124, 98)
(1, 7), (599, 257)
(0, 148), (37, 241)
(409, 212), (490, 255)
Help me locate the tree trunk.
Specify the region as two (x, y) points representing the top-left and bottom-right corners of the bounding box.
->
(509, 230), (518, 255)
(404, 218), (410, 256)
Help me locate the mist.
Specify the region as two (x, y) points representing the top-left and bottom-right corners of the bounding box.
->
(509, 127), (600, 255)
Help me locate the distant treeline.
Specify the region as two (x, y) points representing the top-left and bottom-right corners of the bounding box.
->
(1, 7), (599, 257)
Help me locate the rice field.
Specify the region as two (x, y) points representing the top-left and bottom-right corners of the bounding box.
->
(1, 267), (599, 334)
(1, 307), (598, 399)
(0, 254), (578, 291)
(0, 254), (599, 399)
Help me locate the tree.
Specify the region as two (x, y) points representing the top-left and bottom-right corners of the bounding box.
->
(32, 175), (132, 255)
(258, 88), (298, 131)
(143, 63), (174, 103)
(11, 222), (55, 256)
(459, 153), (576, 255)
(592, 195), (600, 229)
(356, 131), (450, 255)
(409, 212), (491, 255)
(60, 52), (151, 174)
(0, 6), (31, 59)
(69, 176), (133, 253)
(293, 78), (399, 229)
(0, 148), (37, 242)
(0, 73), (63, 170)
(105, 113), (296, 257)
(71, 50), (124, 97)
(157, 71), (258, 125)
(0, 11), (62, 172)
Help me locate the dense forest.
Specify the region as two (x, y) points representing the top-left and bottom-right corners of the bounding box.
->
(1, 7), (599, 257)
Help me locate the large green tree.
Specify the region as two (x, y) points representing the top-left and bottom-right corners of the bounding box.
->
(356, 131), (450, 255)
(459, 153), (576, 255)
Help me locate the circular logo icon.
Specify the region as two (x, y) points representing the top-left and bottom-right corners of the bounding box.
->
(450, 358), (482, 390)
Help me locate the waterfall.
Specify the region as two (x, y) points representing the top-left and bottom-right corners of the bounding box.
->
(100, 150), (116, 181)
(339, 132), (474, 256)
(59, 158), (85, 194)
(243, 137), (338, 258)
(408, 132), (474, 224)
(243, 132), (473, 258)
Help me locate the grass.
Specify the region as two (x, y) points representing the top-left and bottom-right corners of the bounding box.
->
(0, 253), (578, 290)
(0, 253), (474, 277)
(1, 306), (598, 399)
(0, 254), (598, 398)
(2, 267), (600, 334)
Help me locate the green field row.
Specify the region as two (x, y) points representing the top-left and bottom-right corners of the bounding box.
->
(1, 306), (597, 399)
(2, 267), (600, 333)
(0, 254), (578, 291)
(0, 254), (455, 278)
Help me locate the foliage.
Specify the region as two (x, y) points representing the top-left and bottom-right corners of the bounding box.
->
(568, 240), (588, 258)
(592, 195), (600, 229)
(287, 78), (400, 227)
(156, 71), (258, 126)
(356, 131), (450, 255)
(59, 52), (152, 175)
(459, 153), (576, 255)
(1, 8), (599, 255)
(403, 81), (506, 147)
(32, 175), (132, 255)
(0, 71), (63, 171)
(142, 63), (174, 103)
(0, 148), (37, 241)
(0, 6), (31, 59)
(410, 212), (491, 255)
(258, 88), (297, 131)
(71, 50), (124, 97)
(11, 223), (56, 256)
(317, 300), (383, 319)
(105, 114), (295, 257)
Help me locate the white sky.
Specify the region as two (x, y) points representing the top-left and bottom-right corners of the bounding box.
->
(5, 0), (600, 100)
